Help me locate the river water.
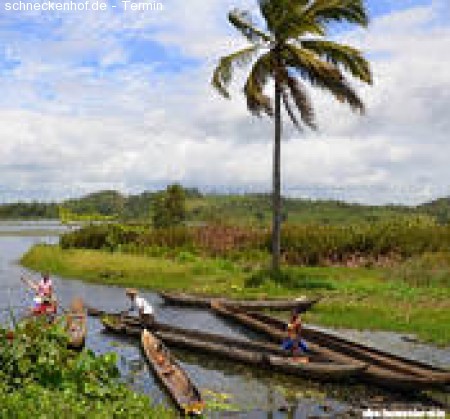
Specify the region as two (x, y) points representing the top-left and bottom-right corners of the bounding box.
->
(0, 222), (448, 417)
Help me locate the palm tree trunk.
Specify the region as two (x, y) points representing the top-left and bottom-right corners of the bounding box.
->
(272, 76), (282, 272)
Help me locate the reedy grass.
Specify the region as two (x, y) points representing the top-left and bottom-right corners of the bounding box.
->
(21, 245), (450, 345)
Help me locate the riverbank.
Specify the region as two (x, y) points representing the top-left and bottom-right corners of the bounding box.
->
(21, 244), (450, 346)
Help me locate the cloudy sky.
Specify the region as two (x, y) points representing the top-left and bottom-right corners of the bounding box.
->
(0, 0), (449, 204)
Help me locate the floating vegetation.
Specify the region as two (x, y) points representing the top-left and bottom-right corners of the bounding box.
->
(202, 389), (241, 412)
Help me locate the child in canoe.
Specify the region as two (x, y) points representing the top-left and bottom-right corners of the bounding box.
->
(282, 310), (308, 357)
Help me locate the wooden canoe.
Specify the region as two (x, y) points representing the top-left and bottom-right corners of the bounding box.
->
(210, 303), (450, 391)
(155, 331), (366, 381)
(141, 329), (204, 416)
(246, 310), (450, 381)
(102, 314), (305, 357)
(66, 299), (87, 350)
(159, 292), (317, 312)
(101, 314), (366, 382)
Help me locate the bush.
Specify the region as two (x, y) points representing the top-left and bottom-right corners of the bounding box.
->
(0, 318), (173, 418)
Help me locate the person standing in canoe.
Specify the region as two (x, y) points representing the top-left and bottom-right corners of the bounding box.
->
(282, 310), (308, 357)
(21, 273), (56, 314)
(125, 288), (154, 327)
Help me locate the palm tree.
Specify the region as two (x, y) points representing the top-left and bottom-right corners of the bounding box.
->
(212, 0), (372, 272)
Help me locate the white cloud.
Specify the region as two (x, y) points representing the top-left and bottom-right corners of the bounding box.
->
(0, 1), (449, 204)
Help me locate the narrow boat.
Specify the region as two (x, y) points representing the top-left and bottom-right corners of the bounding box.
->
(159, 292), (317, 312)
(101, 314), (366, 382)
(66, 298), (87, 350)
(246, 310), (450, 381)
(154, 331), (366, 382)
(210, 303), (450, 391)
(102, 313), (302, 357)
(141, 329), (204, 416)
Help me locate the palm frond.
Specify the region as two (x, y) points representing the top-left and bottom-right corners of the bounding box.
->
(303, 0), (369, 27)
(301, 39), (372, 84)
(283, 44), (365, 112)
(244, 52), (274, 116)
(259, 0), (326, 39)
(212, 46), (259, 98)
(285, 72), (316, 129)
(228, 9), (272, 44)
(276, 66), (316, 129)
(281, 87), (302, 129)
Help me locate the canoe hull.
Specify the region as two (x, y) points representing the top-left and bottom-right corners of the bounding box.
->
(66, 299), (87, 350)
(141, 330), (204, 415)
(211, 303), (450, 391)
(102, 314), (365, 382)
(245, 311), (450, 383)
(159, 292), (317, 312)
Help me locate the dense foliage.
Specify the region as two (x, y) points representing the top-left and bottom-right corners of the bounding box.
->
(0, 202), (58, 219)
(0, 318), (173, 418)
(152, 184), (186, 228)
(60, 217), (450, 267)
(1, 189), (449, 226)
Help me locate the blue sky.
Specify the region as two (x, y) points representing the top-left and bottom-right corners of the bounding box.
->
(0, 0), (449, 204)
(0, 0), (434, 79)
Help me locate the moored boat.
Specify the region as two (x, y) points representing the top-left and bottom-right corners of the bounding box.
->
(141, 329), (204, 415)
(102, 313), (301, 357)
(246, 310), (450, 381)
(159, 291), (317, 312)
(101, 313), (366, 382)
(210, 303), (450, 391)
(66, 298), (87, 350)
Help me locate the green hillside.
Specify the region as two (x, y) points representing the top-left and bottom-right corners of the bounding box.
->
(1, 188), (449, 225)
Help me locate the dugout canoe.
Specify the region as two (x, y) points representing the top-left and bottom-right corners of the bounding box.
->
(141, 329), (204, 416)
(66, 298), (87, 350)
(102, 313), (304, 357)
(246, 310), (450, 381)
(102, 314), (365, 382)
(210, 303), (450, 391)
(154, 331), (366, 382)
(159, 292), (317, 312)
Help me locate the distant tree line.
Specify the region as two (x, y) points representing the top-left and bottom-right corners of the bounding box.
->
(0, 188), (449, 226)
(0, 202), (58, 219)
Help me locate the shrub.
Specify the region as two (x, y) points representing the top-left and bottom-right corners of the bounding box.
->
(0, 317), (173, 417)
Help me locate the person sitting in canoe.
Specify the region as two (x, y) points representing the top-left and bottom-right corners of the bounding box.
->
(282, 310), (308, 357)
(125, 288), (154, 327)
(21, 273), (56, 315)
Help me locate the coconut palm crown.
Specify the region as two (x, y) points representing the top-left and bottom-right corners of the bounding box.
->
(212, 0), (372, 271)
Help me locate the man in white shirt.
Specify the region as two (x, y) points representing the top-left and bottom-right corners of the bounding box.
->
(125, 288), (154, 327)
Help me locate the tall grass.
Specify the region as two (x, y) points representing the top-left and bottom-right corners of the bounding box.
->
(60, 219), (450, 267)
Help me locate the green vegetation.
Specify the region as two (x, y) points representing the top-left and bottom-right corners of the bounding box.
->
(0, 317), (173, 418)
(59, 220), (450, 267)
(152, 184), (186, 228)
(420, 197), (450, 224)
(21, 245), (450, 345)
(58, 206), (117, 223)
(1, 189), (449, 227)
(0, 202), (58, 219)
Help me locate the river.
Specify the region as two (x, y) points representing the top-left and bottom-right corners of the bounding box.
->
(0, 222), (448, 417)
